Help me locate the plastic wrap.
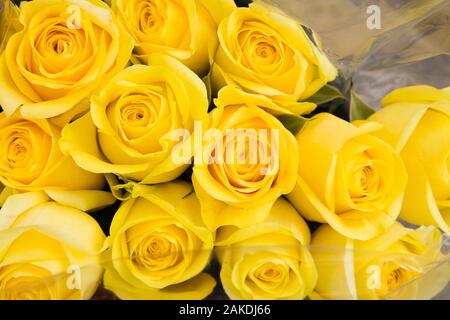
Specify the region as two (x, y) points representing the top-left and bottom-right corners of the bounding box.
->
(264, 0), (450, 107)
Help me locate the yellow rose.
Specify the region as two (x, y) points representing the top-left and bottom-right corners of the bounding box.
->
(60, 55), (208, 184)
(0, 0), (133, 125)
(211, 1), (337, 112)
(216, 198), (317, 300)
(311, 223), (448, 300)
(369, 86), (450, 233)
(0, 113), (105, 191)
(103, 181), (215, 300)
(0, 190), (113, 300)
(111, 0), (236, 76)
(192, 86), (299, 231)
(287, 113), (407, 240)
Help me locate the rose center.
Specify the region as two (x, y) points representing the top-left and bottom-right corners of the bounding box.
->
(121, 104), (151, 126)
(144, 10), (155, 28)
(54, 39), (66, 54)
(9, 139), (27, 162)
(246, 260), (289, 294)
(0, 121), (51, 185)
(375, 262), (419, 298)
(359, 166), (373, 190)
(3, 130), (33, 169)
(237, 23), (287, 72)
(132, 234), (182, 271)
(254, 263), (284, 282)
(148, 237), (170, 257)
(138, 0), (165, 32)
(387, 268), (404, 291)
(255, 43), (276, 59)
(209, 128), (277, 193)
(44, 26), (78, 57)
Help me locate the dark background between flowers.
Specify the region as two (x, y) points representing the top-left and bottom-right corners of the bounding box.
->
(5, 0), (364, 299)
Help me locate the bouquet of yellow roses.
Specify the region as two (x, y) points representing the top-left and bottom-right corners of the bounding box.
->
(0, 0), (448, 300)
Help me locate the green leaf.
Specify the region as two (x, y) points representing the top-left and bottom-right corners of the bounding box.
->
(308, 84), (345, 105)
(350, 91), (376, 121)
(202, 73), (212, 103)
(105, 173), (134, 201)
(327, 99), (344, 115)
(277, 114), (308, 136)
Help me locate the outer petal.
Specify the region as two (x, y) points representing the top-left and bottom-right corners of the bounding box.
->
(192, 174), (274, 231)
(216, 85), (316, 116)
(0, 192), (50, 230)
(311, 225), (358, 300)
(381, 85), (450, 106)
(149, 54), (209, 124)
(198, 0), (236, 25)
(45, 190), (116, 212)
(60, 112), (150, 176)
(216, 198), (311, 246)
(368, 102), (429, 152)
(104, 267), (216, 300)
(10, 201), (106, 255)
(400, 156), (450, 233)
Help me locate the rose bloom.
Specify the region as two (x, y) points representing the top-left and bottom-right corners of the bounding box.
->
(0, 191), (112, 300)
(111, 0), (236, 76)
(103, 181), (215, 300)
(211, 2), (337, 112)
(0, 0), (133, 125)
(0, 113), (105, 191)
(311, 223), (447, 300)
(60, 55), (208, 184)
(216, 198), (317, 300)
(192, 86), (299, 231)
(287, 113), (407, 240)
(369, 85), (450, 233)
